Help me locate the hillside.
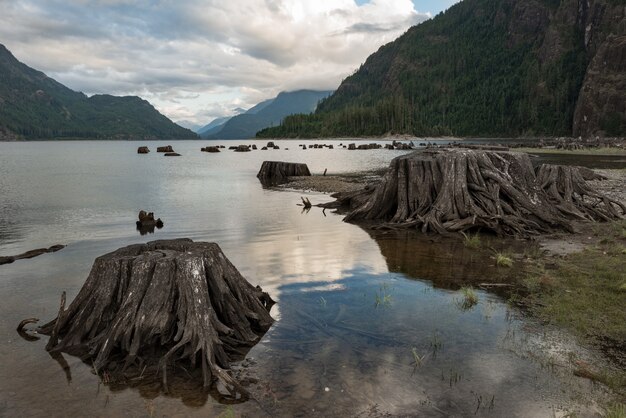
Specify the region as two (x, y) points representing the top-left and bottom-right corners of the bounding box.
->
(205, 90), (332, 139)
(258, 0), (625, 139)
(0, 44), (197, 140)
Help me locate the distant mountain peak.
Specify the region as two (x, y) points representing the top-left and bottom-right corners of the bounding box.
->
(202, 89), (333, 139)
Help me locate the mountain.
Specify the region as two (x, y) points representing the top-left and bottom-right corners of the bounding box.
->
(205, 90), (332, 139)
(197, 116), (234, 136)
(258, 0), (625, 139)
(176, 120), (203, 132)
(0, 44), (197, 140)
(196, 102), (271, 137)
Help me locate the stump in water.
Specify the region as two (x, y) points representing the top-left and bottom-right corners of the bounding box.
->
(330, 149), (624, 237)
(257, 161), (311, 183)
(37, 239), (275, 396)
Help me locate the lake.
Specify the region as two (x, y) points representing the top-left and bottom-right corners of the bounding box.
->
(0, 140), (613, 417)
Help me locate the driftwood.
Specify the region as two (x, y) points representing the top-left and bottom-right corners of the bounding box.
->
(257, 161), (311, 182)
(164, 152), (181, 157)
(326, 149), (624, 237)
(35, 239), (275, 396)
(0, 244), (65, 265)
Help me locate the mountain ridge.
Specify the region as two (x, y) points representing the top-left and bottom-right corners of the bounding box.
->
(0, 44), (197, 140)
(258, 0), (625, 139)
(204, 89), (332, 139)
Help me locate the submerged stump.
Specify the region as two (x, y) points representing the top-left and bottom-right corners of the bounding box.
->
(37, 239), (275, 395)
(329, 148), (624, 237)
(257, 161), (311, 182)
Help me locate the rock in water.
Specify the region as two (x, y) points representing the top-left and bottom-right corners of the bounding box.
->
(327, 148), (625, 237)
(37, 239), (275, 395)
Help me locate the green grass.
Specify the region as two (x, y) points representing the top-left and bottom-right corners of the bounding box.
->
(495, 252), (513, 268)
(604, 403), (626, 418)
(457, 286), (479, 310)
(375, 283), (393, 307)
(461, 231), (482, 249)
(517, 221), (626, 393)
(524, 249), (625, 343)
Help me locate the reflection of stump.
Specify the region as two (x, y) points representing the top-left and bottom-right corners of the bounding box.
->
(257, 161), (311, 182)
(38, 239), (275, 395)
(333, 149), (624, 236)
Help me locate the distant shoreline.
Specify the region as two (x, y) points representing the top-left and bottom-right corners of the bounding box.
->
(2, 136), (624, 143)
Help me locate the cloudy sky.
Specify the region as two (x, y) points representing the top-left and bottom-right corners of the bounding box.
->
(0, 0), (458, 128)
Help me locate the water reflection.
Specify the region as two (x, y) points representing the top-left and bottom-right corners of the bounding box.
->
(0, 140), (616, 417)
(365, 229), (520, 290)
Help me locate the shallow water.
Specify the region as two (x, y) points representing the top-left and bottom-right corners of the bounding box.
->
(0, 140), (614, 417)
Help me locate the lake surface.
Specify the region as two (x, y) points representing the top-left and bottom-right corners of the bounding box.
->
(0, 140), (615, 417)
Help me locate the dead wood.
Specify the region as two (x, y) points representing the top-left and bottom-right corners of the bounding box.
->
(257, 161), (311, 180)
(17, 318), (39, 332)
(0, 244), (65, 265)
(36, 239), (274, 396)
(536, 164), (625, 221)
(328, 149), (624, 237)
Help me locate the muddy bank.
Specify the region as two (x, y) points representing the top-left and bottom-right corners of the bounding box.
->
(279, 169), (385, 194)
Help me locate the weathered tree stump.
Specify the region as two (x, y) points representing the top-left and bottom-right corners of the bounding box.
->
(157, 145), (174, 153)
(257, 161), (311, 182)
(201, 146), (220, 153)
(137, 146), (150, 154)
(536, 164), (624, 221)
(136, 210), (164, 229)
(327, 149), (624, 237)
(36, 239), (275, 395)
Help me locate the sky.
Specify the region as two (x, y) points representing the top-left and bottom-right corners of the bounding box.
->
(0, 0), (459, 128)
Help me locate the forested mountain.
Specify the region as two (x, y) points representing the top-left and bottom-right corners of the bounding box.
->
(258, 0), (626, 139)
(0, 44), (197, 140)
(205, 90), (332, 139)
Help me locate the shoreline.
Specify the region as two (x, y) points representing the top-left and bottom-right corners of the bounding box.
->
(280, 166), (626, 393)
(3, 136), (626, 143)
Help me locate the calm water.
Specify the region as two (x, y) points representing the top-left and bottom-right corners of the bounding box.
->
(0, 140), (614, 417)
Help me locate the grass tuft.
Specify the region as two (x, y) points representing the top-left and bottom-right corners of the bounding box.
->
(457, 286), (479, 310)
(461, 231), (481, 249)
(495, 252), (513, 268)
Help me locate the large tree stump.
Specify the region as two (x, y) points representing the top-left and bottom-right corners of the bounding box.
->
(329, 149), (624, 237)
(37, 239), (274, 395)
(257, 161), (311, 182)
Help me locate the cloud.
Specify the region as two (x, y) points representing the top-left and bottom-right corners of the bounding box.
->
(0, 0), (432, 124)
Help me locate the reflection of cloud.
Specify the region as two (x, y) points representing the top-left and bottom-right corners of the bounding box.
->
(246, 273), (603, 416)
(0, 0), (431, 124)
